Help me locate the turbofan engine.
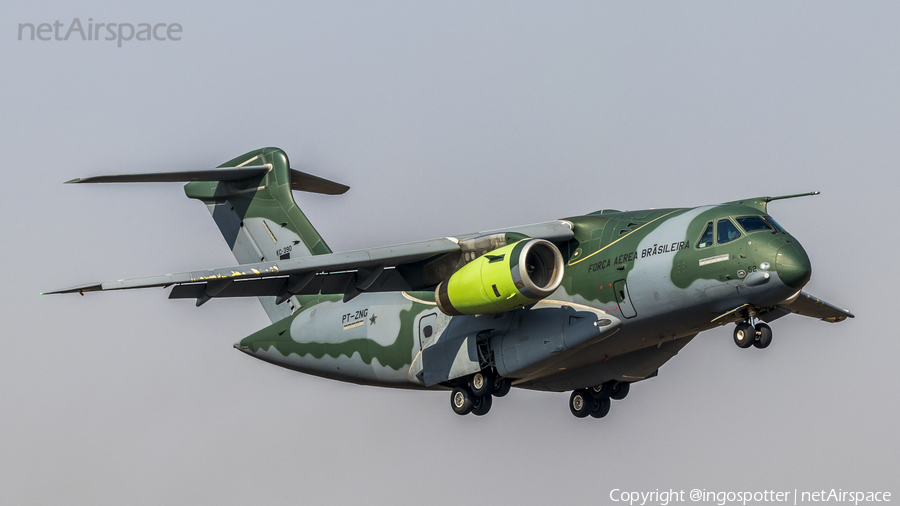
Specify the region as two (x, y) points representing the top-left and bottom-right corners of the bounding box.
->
(435, 239), (565, 316)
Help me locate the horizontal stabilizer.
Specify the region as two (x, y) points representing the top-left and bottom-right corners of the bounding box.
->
(290, 169), (349, 195)
(65, 165), (349, 195)
(66, 165), (272, 184)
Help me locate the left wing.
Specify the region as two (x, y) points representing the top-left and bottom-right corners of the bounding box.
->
(44, 221), (575, 305)
(779, 291), (855, 323)
(713, 291), (854, 325)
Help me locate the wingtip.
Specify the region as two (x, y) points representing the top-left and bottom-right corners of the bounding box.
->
(64, 178), (82, 184)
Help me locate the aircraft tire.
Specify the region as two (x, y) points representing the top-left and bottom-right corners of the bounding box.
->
(753, 323), (773, 349)
(471, 394), (493, 416)
(610, 382), (630, 400)
(733, 322), (755, 348)
(569, 390), (593, 418)
(492, 377), (512, 398)
(451, 386), (475, 415)
(470, 371), (494, 397)
(590, 382), (613, 399)
(589, 397), (611, 418)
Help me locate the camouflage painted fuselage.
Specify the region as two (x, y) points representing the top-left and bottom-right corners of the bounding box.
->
(236, 202), (810, 392)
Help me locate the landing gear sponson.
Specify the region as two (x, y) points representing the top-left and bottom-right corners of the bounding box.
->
(450, 370), (511, 416)
(569, 381), (630, 419)
(733, 320), (773, 349)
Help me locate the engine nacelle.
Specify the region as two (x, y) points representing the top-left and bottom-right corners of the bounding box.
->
(435, 239), (565, 316)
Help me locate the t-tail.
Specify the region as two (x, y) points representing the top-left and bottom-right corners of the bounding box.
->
(65, 147), (349, 322)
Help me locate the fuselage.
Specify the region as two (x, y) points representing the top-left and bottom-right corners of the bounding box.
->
(236, 202), (812, 392)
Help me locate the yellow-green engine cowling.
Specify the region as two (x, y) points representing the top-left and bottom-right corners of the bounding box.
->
(435, 239), (565, 316)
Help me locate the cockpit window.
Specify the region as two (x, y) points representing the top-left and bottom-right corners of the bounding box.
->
(717, 219), (742, 244)
(735, 216), (772, 233)
(762, 216), (787, 233)
(696, 222), (714, 249)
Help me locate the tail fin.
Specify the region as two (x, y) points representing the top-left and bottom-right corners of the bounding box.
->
(182, 147), (347, 322)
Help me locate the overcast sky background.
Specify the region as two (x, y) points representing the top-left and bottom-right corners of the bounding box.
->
(2, 2), (897, 505)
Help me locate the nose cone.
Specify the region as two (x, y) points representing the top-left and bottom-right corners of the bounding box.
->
(775, 242), (812, 290)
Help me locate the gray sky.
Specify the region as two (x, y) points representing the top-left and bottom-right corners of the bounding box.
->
(2, 1), (897, 505)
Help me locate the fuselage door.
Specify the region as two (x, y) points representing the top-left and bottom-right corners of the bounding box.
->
(419, 313), (438, 350)
(613, 279), (637, 319)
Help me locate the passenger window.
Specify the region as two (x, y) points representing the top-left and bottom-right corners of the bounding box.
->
(717, 219), (742, 244)
(696, 222), (714, 249)
(735, 216), (772, 233)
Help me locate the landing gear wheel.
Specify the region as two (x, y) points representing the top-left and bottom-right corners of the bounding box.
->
(470, 371), (494, 397)
(590, 382), (613, 398)
(733, 322), (755, 348)
(589, 397), (611, 418)
(492, 377), (512, 398)
(569, 390), (593, 418)
(610, 382), (630, 400)
(471, 394), (493, 416)
(450, 386), (474, 415)
(753, 323), (772, 349)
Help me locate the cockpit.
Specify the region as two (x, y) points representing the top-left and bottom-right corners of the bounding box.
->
(696, 215), (787, 249)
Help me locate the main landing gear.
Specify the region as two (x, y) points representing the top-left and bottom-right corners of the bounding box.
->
(569, 381), (630, 419)
(733, 320), (773, 349)
(450, 371), (511, 416)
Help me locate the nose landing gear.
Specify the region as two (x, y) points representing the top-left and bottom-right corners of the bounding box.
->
(753, 323), (772, 348)
(734, 320), (773, 349)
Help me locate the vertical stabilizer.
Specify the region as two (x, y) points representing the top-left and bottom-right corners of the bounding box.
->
(184, 147), (347, 322)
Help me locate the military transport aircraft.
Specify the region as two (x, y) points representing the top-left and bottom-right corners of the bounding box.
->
(46, 147), (854, 419)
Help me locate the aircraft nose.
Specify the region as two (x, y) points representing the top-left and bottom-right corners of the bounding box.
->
(775, 242), (812, 290)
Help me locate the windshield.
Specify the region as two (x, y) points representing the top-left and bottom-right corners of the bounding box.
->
(717, 219), (742, 244)
(697, 222), (714, 248)
(736, 216), (773, 233)
(762, 216), (787, 233)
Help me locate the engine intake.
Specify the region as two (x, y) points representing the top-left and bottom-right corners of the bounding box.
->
(435, 239), (565, 316)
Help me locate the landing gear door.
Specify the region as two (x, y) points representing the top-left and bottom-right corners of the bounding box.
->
(418, 313), (438, 350)
(613, 279), (637, 319)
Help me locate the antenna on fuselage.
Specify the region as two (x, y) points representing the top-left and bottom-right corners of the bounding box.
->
(764, 191), (820, 203)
